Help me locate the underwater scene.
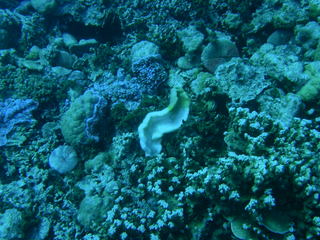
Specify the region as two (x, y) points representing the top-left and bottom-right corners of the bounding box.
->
(1, 0), (320, 239)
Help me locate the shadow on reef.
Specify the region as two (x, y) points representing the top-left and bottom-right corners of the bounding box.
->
(59, 12), (122, 44)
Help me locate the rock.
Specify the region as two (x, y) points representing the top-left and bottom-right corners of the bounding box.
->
(131, 40), (160, 63)
(70, 39), (99, 55)
(258, 89), (302, 127)
(230, 217), (256, 240)
(267, 30), (291, 46)
(214, 58), (269, 103)
(0, 209), (24, 240)
(177, 25), (204, 53)
(201, 34), (239, 73)
(19, 59), (44, 71)
(62, 33), (78, 48)
(53, 50), (76, 69)
(297, 61), (320, 102)
(77, 195), (105, 228)
(261, 209), (292, 234)
(31, 0), (57, 14)
(177, 54), (199, 69)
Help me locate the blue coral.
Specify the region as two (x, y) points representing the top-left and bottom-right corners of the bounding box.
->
(0, 98), (38, 146)
(131, 56), (167, 94)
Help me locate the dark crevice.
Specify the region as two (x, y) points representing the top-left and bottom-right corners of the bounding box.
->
(0, 0), (20, 9)
(59, 13), (122, 44)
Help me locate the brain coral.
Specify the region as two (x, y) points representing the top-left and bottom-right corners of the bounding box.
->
(60, 91), (108, 147)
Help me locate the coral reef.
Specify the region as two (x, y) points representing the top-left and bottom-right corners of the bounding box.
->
(1, 0), (320, 240)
